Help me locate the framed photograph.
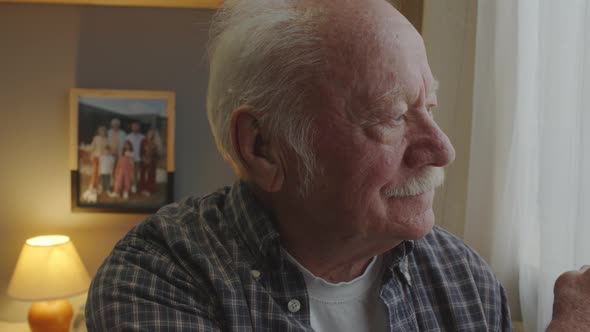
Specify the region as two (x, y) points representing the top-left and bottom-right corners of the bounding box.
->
(69, 88), (175, 213)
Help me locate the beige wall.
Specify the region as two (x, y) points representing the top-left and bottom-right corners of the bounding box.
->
(422, 0), (477, 239)
(0, 4), (146, 321)
(0, 4), (233, 322)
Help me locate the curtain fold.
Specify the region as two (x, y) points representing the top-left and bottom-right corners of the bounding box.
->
(465, 0), (590, 330)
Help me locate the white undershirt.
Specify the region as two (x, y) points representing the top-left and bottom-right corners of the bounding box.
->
(282, 250), (389, 332)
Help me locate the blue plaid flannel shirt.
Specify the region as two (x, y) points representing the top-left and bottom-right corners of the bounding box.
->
(86, 181), (512, 331)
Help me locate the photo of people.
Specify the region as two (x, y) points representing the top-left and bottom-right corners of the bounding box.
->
(72, 90), (174, 212)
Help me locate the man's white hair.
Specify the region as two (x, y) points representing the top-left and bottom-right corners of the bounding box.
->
(207, 0), (325, 194)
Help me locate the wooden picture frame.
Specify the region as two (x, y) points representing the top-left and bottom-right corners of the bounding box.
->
(0, 0), (222, 9)
(69, 88), (175, 213)
(0, 0), (423, 33)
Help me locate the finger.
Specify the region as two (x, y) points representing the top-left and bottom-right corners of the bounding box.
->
(554, 271), (576, 294)
(580, 266), (590, 283)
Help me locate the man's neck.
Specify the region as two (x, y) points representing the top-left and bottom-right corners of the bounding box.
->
(273, 206), (400, 283)
(249, 182), (399, 282)
(279, 228), (393, 282)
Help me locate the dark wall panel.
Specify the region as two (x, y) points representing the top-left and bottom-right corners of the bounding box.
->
(75, 6), (234, 199)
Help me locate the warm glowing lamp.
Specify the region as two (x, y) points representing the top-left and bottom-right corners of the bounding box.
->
(7, 235), (91, 332)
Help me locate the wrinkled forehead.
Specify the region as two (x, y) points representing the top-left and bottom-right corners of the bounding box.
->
(313, 2), (435, 115)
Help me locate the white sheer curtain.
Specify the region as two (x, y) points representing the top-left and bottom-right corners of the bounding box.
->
(464, 0), (590, 331)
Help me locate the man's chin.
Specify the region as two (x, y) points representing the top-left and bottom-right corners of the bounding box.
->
(382, 190), (437, 240)
(402, 209), (436, 240)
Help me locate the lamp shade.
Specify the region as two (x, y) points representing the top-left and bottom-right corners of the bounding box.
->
(7, 235), (91, 301)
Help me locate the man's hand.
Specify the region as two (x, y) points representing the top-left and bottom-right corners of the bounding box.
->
(547, 266), (590, 331)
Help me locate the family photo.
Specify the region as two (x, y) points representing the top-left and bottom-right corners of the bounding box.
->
(71, 89), (175, 212)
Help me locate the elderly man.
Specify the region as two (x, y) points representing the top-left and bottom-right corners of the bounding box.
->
(86, 0), (590, 331)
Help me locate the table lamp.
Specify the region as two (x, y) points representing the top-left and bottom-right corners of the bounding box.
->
(7, 235), (91, 332)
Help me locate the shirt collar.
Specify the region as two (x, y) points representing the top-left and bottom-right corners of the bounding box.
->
(226, 181), (281, 265)
(382, 239), (414, 287)
(383, 239), (414, 272)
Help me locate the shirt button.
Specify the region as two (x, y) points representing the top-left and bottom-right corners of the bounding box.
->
(403, 271), (412, 286)
(404, 271), (411, 281)
(287, 299), (301, 313)
(250, 270), (261, 280)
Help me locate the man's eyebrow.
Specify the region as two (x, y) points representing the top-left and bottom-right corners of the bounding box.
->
(357, 84), (405, 127)
(361, 79), (438, 125)
(376, 78), (439, 107)
(373, 83), (407, 109)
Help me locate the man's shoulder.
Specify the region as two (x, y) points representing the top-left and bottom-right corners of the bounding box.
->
(416, 225), (482, 258)
(120, 187), (233, 257)
(95, 186), (240, 293)
(86, 187), (236, 330)
(412, 225), (498, 284)
(407, 226), (511, 329)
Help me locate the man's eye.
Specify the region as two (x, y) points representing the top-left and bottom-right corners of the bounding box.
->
(393, 114), (406, 123)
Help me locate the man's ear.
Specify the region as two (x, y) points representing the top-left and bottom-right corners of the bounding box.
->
(230, 106), (285, 192)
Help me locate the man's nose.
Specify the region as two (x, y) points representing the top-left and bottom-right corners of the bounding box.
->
(403, 113), (456, 169)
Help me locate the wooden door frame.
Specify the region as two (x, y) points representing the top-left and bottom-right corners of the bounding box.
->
(0, 0), (423, 28)
(391, 0), (424, 33)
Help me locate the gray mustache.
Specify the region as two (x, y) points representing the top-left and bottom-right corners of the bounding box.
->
(383, 167), (445, 198)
